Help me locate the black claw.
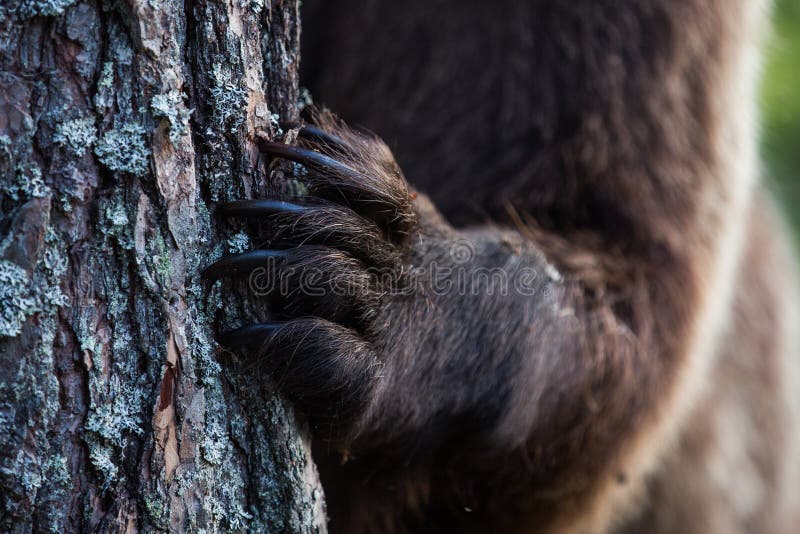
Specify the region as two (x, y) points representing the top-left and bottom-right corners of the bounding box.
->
(278, 120), (300, 131)
(218, 323), (281, 350)
(202, 249), (288, 281)
(257, 137), (355, 176)
(298, 126), (351, 152)
(217, 199), (308, 219)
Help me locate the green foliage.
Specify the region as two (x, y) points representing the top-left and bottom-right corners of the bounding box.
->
(762, 0), (800, 237)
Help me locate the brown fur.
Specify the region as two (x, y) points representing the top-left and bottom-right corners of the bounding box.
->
(209, 0), (799, 532)
(619, 194), (800, 534)
(297, 0), (800, 531)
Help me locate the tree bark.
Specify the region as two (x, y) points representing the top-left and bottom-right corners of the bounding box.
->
(0, 1), (326, 531)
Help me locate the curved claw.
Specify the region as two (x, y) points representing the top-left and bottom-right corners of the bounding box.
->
(256, 136), (356, 176)
(202, 249), (288, 281)
(218, 323), (281, 350)
(298, 126), (351, 152)
(217, 199), (308, 219)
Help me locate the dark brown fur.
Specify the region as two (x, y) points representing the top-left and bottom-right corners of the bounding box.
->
(209, 0), (799, 532)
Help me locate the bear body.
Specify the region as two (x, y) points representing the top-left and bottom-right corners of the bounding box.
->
(209, 1), (800, 531)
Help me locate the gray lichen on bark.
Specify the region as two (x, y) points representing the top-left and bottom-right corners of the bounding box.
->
(0, 1), (326, 532)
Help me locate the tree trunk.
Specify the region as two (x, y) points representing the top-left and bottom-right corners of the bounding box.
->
(0, 1), (326, 531)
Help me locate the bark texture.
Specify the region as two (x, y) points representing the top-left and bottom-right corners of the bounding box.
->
(0, 0), (326, 531)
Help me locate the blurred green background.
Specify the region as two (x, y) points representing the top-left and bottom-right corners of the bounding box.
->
(763, 0), (800, 239)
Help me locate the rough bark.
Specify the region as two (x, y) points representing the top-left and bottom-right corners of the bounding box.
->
(0, 0), (326, 531)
